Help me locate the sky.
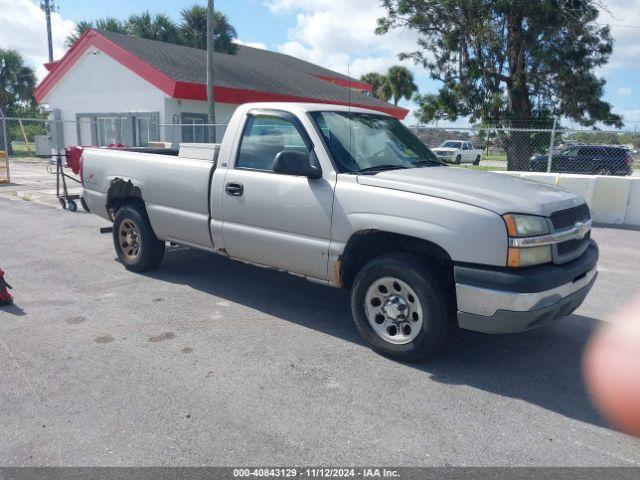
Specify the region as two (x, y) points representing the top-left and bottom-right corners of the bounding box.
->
(1, 0), (639, 128)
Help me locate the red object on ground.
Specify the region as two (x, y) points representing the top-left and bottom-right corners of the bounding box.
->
(65, 146), (84, 175)
(0, 269), (13, 306)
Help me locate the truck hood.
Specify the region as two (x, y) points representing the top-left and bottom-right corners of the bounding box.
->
(356, 166), (583, 216)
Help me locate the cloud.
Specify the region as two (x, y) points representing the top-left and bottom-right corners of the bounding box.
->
(265, 0), (422, 80)
(617, 87), (633, 97)
(233, 39), (268, 50)
(598, 0), (640, 70)
(0, 0), (75, 81)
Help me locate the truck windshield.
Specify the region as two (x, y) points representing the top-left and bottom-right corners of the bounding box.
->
(441, 141), (462, 149)
(310, 111), (442, 173)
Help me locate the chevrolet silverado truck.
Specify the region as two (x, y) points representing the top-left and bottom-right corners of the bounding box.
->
(432, 140), (483, 165)
(81, 102), (598, 362)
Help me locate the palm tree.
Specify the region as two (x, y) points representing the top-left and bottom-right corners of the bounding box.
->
(0, 49), (36, 115)
(65, 18), (126, 47)
(126, 11), (179, 44)
(379, 66), (418, 106)
(65, 7), (239, 54)
(179, 5), (237, 54)
(359, 72), (387, 100)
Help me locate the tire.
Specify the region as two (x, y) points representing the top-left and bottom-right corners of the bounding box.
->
(67, 200), (77, 212)
(473, 155), (481, 166)
(593, 166), (613, 176)
(80, 197), (90, 212)
(455, 155), (462, 165)
(112, 204), (165, 272)
(351, 253), (453, 362)
(59, 198), (67, 209)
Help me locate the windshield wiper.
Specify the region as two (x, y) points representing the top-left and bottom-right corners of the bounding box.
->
(355, 164), (409, 174)
(415, 159), (444, 167)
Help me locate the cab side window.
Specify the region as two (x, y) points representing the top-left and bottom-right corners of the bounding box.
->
(236, 115), (310, 171)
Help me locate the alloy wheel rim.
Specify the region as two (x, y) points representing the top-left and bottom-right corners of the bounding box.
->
(119, 220), (141, 262)
(364, 276), (424, 345)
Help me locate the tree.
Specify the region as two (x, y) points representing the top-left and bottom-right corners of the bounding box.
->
(0, 49), (36, 116)
(179, 6), (238, 54)
(379, 66), (418, 106)
(377, 0), (623, 170)
(360, 72), (387, 99)
(65, 5), (239, 54)
(126, 12), (179, 44)
(65, 18), (126, 47)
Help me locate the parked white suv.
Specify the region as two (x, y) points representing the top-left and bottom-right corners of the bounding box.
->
(432, 140), (482, 165)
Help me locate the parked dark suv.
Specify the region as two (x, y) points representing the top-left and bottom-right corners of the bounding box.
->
(530, 145), (634, 176)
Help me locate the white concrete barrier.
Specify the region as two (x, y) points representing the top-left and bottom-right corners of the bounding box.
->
(494, 171), (640, 227)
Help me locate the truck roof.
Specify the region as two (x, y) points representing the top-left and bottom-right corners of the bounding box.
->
(238, 102), (393, 117)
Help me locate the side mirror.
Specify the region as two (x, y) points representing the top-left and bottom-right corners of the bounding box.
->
(273, 150), (322, 179)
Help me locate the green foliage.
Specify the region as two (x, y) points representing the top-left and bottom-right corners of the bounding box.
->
(360, 66), (418, 105)
(359, 72), (387, 100)
(178, 6), (237, 53)
(65, 4), (238, 54)
(377, 0), (622, 169)
(379, 66), (418, 106)
(377, 0), (621, 128)
(0, 49), (36, 116)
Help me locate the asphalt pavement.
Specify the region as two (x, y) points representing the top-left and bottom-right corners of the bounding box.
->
(1, 197), (639, 466)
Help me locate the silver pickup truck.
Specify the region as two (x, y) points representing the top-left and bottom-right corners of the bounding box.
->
(81, 102), (598, 362)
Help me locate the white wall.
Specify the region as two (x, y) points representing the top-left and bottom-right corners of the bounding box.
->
(42, 45), (167, 146)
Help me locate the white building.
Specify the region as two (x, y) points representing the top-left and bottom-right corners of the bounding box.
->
(35, 29), (407, 148)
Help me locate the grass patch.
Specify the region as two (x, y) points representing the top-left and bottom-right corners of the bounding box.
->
(456, 164), (506, 171)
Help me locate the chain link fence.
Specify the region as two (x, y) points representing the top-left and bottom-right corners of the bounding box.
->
(1, 113), (638, 184)
(414, 125), (639, 176)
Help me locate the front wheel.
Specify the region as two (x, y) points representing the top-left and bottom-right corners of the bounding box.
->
(351, 254), (453, 362)
(113, 204), (165, 272)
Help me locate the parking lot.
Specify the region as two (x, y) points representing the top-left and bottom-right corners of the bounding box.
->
(1, 195), (639, 466)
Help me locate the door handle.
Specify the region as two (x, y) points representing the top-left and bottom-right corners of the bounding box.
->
(225, 182), (244, 196)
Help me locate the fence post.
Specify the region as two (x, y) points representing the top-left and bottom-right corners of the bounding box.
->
(0, 109), (9, 184)
(546, 117), (558, 173)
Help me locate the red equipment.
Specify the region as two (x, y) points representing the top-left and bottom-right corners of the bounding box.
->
(0, 269), (13, 306)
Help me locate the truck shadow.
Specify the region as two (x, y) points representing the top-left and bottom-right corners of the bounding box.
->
(148, 247), (608, 431)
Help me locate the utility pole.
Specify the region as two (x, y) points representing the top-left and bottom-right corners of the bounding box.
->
(206, 0), (216, 143)
(40, 0), (57, 63)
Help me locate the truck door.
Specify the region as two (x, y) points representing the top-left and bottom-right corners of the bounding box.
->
(221, 110), (334, 280)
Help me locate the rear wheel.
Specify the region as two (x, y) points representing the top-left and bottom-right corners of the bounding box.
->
(351, 254), (452, 362)
(113, 204), (165, 272)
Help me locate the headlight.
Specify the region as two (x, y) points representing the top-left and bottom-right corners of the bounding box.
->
(503, 214), (552, 267)
(503, 214), (549, 237)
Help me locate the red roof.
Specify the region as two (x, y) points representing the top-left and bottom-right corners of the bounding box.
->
(35, 29), (408, 119)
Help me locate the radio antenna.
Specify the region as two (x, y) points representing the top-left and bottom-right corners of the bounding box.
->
(347, 63), (352, 112)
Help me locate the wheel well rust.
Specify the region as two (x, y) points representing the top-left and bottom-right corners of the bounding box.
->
(106, 178), (144, 220)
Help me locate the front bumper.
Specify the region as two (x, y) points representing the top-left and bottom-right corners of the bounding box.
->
(455, 241), (598, 334)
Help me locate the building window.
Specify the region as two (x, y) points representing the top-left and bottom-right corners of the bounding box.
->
(97, 116), (123, 146)
(181, 113), (209, 143)
(135, 117), (150, 147)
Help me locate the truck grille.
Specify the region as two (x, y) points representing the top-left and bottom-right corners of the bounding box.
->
(557, 231), (591, 255)
(550, 204), (590, 230)
(551, 204), (591, 263)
